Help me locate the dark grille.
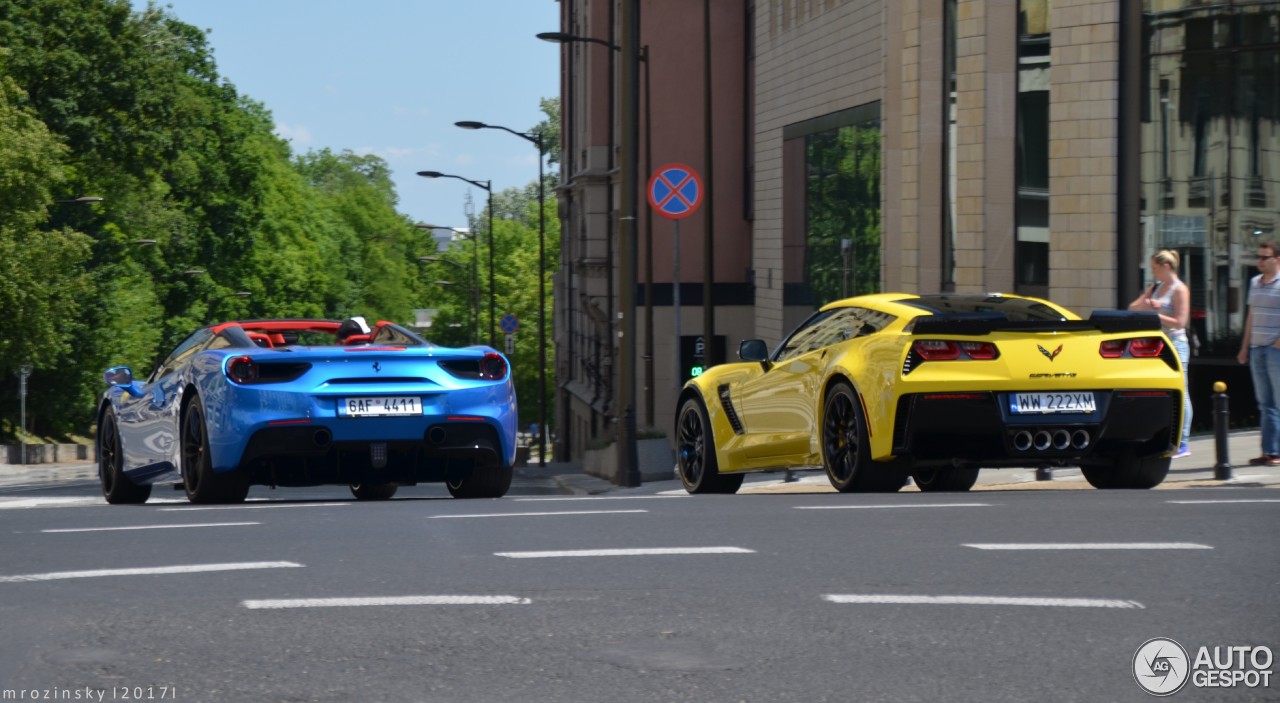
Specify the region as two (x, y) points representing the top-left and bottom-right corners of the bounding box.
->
(718, 385), (745, 435)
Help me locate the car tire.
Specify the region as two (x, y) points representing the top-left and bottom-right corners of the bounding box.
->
(1080, 452), (1170, 489)
(822, 382), (906, 493)
(350, 482), (398, 500)
(674, 396), (744, 495)
(446, 461), (513, 499)
(912, 467), (980, 492)
(181, 399), (249, 504)
(99, 408), (151, 505)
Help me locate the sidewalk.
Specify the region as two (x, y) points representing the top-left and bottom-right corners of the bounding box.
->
(4, 430), (1278, 494)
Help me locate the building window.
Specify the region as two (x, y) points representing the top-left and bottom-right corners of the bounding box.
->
(1016, 0), (1051, 290)
(1141, 0), (1280, 357)
(804, 115), (882, 303)
(943, 0), (958, 289)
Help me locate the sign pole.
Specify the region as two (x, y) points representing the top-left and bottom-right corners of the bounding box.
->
(18, 364), (32, 465)
(673, 219), (682, 391)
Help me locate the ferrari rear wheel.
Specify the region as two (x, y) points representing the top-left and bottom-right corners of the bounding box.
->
(99, 408), (151, 505)
(675, 396), (744, 494)
(446, 461), (513, 499)
(1081, 452), (1169, 489)
(912, 467), (980, 492)
(822, 382), (905, 493)
(181, 400), (249, 504)
(350, 482), (398, 500)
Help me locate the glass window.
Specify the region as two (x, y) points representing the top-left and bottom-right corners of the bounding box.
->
(1016, 0), (1051, 292)
(804, 116), (882, 305)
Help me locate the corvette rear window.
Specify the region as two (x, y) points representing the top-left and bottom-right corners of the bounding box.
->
(902, 295), (1066, 321)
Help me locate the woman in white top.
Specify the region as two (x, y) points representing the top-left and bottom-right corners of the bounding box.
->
(1128, 249), (1192, 457)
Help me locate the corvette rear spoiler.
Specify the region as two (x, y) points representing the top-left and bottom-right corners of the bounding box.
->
(908, 310), (1161, 336)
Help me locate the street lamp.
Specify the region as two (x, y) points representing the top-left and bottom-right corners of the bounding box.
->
(417, 171), (495, 347)
(52, 196), (104, 205)
(455, 120), (549, 465)
(419, 256), (479, 344)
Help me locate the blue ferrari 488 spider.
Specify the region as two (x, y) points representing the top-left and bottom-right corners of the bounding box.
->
(96, 317), (518, 504)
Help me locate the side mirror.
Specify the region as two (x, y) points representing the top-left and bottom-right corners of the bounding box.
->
(739, 339), (769, 363)
(104, 366), (133, 386)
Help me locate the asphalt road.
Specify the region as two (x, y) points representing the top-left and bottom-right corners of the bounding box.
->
(0, 476), (1276, 702)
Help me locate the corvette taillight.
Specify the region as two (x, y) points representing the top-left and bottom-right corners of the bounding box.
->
(1100, 337), (1165, 359)
(479, 353), (508, 380)
(227, 356), (258, 383)
(911, 340), (999, 361)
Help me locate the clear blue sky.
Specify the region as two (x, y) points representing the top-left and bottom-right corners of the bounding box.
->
(133, 0), (560, 228)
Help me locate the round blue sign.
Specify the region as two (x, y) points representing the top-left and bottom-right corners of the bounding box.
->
(648, 163), (703, 220)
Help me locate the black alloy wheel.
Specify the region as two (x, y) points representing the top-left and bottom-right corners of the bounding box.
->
(99, 408), (150, 504)
(181, 400), (248, 504)
(822, 382), (904, 493)
(675, 396), (743, 494)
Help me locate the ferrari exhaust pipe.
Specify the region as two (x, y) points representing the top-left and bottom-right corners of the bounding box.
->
(426, 426), (447, 445)
(1033, 431), (1052, 451)
(1072, 430), (1091, 450)
(1013, 431), (1033, 452)
(313, 428), (332, 448)
(1052, 429), (1071, 451)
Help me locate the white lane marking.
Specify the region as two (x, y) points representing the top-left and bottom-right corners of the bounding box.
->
(964, 542), (1213, 550)
(0, 497), (104, 509)
(242, 595), (531, 609)
(0, 561), (303, 583)
(1167, 499), (1280, 505)
(514, 495), (689, 502)
(42, 522), (260, 533)
(495, 547), (754, 559)
(823, 594), (1145, 609)
(796, 503), (992, 510)
(158, 502), (350, 511)
(430, 510), (647, 519)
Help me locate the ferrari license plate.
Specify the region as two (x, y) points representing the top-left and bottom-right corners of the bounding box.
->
(1009, 392), (1096, 414)
(339, 396), (423, 417)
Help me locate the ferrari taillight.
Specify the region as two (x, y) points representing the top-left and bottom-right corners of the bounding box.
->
(911, 340), (999, 361)
(479, 353), (508, 380)
(227, 356), (258, 384)
(1099, 337), (1165, 358)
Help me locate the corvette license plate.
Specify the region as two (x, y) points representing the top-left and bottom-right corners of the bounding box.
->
(1009, 392), (1096, 414)
(339, 396), (423, 417)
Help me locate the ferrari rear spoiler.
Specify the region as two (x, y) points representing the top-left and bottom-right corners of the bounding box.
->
(908, 310), (1161, 336)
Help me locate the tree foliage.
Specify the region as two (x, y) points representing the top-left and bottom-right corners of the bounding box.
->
(0, 0), (558, 440)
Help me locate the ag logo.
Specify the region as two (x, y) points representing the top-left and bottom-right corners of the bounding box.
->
(1037, 344), (1063, 362)
(1134, 637), (1190, 696)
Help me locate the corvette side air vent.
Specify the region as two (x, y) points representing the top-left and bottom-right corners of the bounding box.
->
(718, 385), (745, 435)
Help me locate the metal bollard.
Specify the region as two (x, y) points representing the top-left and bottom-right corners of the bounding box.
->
(1213, 381), (1232, 481)
(1035, 465), (1053, 481)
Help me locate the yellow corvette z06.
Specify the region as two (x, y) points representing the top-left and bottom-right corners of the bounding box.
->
(674, 293), (1184, 494)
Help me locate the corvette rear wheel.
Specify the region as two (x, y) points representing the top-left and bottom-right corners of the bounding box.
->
(912, 467), (980, 492)
(99, 408), (151, 504)
(181, 400), (249, 504)
(1081, 452), (1170, 489)
(822, 382), (905, 493)
(350, 482), (398, 500)
(675, 396), (744, 494)
(446, 461), (513, 499)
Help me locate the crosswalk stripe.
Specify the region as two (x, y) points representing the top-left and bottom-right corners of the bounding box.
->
(1167, 499), (1280, 504)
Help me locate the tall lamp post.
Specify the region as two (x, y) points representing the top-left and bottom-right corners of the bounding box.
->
(416, 171), (495, 347)
(455, 120), (549, 464)
(17, 363), (32, 465)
